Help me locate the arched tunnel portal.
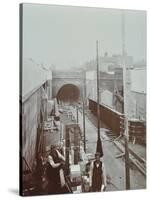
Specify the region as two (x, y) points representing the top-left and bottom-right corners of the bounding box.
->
(56, 84), (80, 103)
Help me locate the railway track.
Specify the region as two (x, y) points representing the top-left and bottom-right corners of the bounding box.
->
(113, 140), (146, 177)
(64, 106), (146, 177)
(83, 108), (146, 177)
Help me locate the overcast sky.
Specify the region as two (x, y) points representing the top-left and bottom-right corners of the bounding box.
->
(22, 3), (146, 69)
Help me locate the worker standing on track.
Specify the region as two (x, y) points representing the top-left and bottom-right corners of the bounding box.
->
(89, 152), (107, 192)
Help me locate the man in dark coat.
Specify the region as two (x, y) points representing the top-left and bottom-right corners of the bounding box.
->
(46, 145), (66, 194)
(89, 152), (107, 192)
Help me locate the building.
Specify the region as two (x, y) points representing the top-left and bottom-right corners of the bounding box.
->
(83, 53), (133, 73)
(21, 58), (52, 173)
(85, 65), (146, 122)
(126, 67), (146, 121)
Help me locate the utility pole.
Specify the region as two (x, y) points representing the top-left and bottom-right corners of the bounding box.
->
(122, 10), (130, 190)
(76, 104), (79, 123)
(96, 40), (103, 156)
(82, 71), (86, 153)
(65, 127), (70, 176)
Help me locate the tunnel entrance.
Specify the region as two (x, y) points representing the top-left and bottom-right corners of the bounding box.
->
(57, 84), (80, 103)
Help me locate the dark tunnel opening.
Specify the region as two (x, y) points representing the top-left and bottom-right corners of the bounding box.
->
(57, 84), (80, 103)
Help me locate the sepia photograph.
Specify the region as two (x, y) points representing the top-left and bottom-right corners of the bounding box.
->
(20, 3), (146, 196)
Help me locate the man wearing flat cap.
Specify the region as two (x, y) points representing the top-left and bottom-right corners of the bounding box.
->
(89, 152), (107, 192)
